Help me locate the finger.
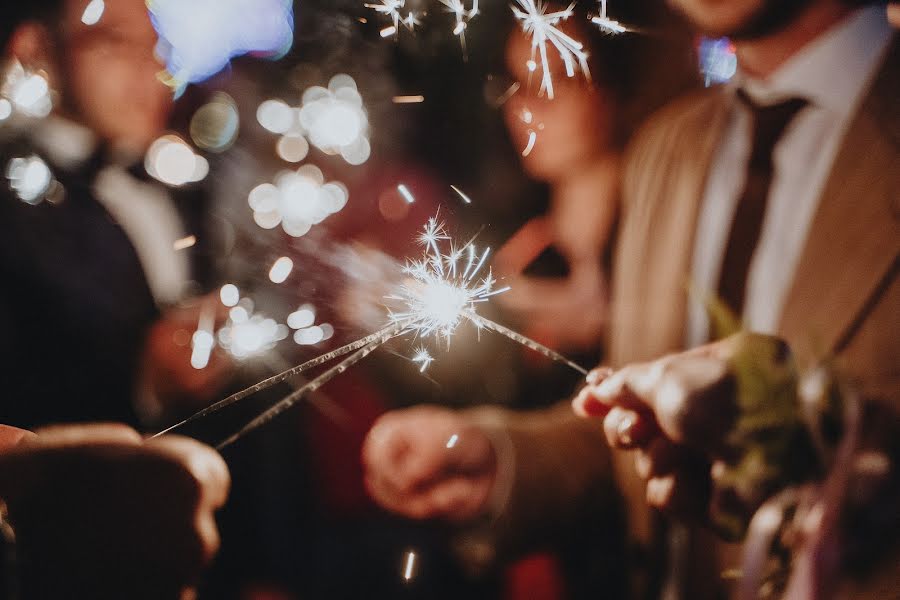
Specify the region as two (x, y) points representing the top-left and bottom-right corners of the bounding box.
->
(0, 425), (34, 451)
(145, 436), (231, 509)
(650, 355), (736, 449)
(634, 437), (683, 480)
(572, 385), (610, 418)
(646, 461), (711, 523)
(427, 476), (490, 522)
(27, 423), (142, 448)
(603, 406), (657, 449)
(586, 366), (614, 386)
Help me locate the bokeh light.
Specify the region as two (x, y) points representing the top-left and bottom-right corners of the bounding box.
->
(298, 75), (371, 165)
(220, 283), (241, 307)
(1, 61), (52, 119)
(81, 0), (106, 25)
(248, 165), (350, 237)
(698, 37), (737, 86)
(287, 305), (316, 329)
(268, 256), (294, 283)
(286, 303), (334, 346)
(145, 135), (209, 186)
(6, 155), (57, 205)
(148, 0), (294, 93)
(190, 92), (240, 152)
(218, 304), (289, 360)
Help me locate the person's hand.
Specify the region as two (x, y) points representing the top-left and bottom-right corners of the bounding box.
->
(143, 294), (233, 412)
(888, 2), (899, 28)
(362, 406), (497, 522)
(0, 423), (230, 599)
(572, 333), (796, 536)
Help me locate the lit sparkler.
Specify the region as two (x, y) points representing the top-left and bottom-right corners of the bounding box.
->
(438, 0), (479, 53)
(365, 0), (421, 38)
(510, 0), (590, 100)
(155, 216), (586, 448)
(591, 0), (627, 35)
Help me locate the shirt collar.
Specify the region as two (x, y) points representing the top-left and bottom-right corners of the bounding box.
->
(30, 115), (99, 171)
(731, 4), (893, 116)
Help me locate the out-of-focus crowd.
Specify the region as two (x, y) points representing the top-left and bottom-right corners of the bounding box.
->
(0, 0), (897, 599)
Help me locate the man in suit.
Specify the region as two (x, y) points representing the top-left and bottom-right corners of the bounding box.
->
(362, 0), (898, 597)
(0, 0), (231, 430)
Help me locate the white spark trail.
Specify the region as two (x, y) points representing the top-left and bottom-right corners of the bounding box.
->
(510, 0), (589, 99)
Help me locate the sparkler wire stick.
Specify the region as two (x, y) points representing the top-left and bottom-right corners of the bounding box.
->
(151, 321), (411, 439)
(216, 324), (406, 449)
(464, 310), (589, 375)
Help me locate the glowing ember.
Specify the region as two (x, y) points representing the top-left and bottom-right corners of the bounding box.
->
(510, 0), (589, 100)
(591, 0), (627, 34)
(364, 1), (421, 38)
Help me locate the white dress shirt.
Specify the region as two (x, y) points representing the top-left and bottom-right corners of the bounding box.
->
(30, 116), (191, 307)
(686, 5), (893, 347)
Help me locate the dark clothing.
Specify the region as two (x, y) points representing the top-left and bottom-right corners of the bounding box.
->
(0, 135), (206, 429)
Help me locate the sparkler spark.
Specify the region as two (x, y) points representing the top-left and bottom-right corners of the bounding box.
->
(412, 347), (434, 372)
(385, 216), (508, 343)
(510, 0), (590, 100)
(591, 0), (627, 34)
(438, 0), (479, 53)
(156, 216), (586, 448)
(365, 0), (420, 38)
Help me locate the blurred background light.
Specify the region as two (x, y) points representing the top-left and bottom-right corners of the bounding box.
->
(6, 155), (54, 204)
(218, 311), (289, 360)
(247, 165), (349, 237)
(81, 0), (105, 25)
(287, 305), (316, 329)
(1, 61), (52, 119)
(148, 0), (294, 93)
(220, 283), (241, 307)
(268, 256), (294, 283)
(698, 37), (737, 86)
(298, 74), (371, 165)
(145, 134), (209, 186)
(257, 99), (295, 134)
(190, 92), (240, 151)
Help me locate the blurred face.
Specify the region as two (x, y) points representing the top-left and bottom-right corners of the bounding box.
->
(58, 0), (172, 152)
(502, 28), (613, 183)
(667, 0), (816, 39)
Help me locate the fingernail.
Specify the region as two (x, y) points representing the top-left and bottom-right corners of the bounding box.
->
(617, 413), (636, 446)
(587, 367), (614, 385)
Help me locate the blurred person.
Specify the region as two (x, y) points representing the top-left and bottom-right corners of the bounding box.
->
(363, 0), (898, 598)
(572, 332), (900, 599)
(0, 422), (229, 599)
(493, 24), (620, 353)
(0, 0), (232, 430)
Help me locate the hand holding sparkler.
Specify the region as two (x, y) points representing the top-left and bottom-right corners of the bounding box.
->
(573, 333), (812, 539)
(156, 215), (586, 449)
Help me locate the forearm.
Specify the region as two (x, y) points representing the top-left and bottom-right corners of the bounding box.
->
(455, 402), (617, 567)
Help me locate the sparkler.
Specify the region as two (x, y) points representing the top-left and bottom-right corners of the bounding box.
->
(365, 0), (421, 38)
(510, 0), (590, 100)
(591, 0), (627, 35)
(155, 216), (587, 448)
(438, 0), (479, 54)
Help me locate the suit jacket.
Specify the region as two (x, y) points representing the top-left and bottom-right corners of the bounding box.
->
(0, 135), (212, 430)
(476, 34), (899, 600)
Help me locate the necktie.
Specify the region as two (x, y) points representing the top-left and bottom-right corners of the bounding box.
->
(716, 91), (809, 320)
